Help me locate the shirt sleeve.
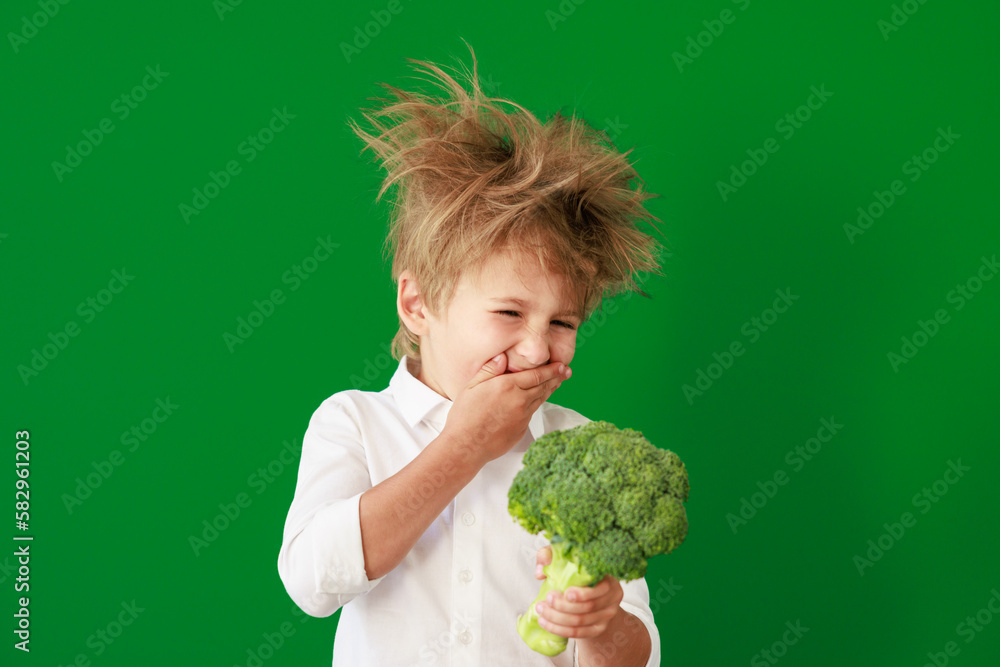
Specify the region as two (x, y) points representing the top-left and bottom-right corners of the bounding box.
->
(277, 395), (386, 617)
(572, 576), (661, 667)
(619, 577), (661, 667)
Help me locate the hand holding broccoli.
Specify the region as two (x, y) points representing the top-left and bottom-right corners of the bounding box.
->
(530, 545), (625, 642)
(508, 420), (690, 656)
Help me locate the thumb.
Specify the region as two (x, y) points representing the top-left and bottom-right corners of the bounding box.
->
(535, 545), (552, 579)
(468, 352), (507, 388)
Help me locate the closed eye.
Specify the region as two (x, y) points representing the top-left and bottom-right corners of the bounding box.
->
(496, 311), (576, 331)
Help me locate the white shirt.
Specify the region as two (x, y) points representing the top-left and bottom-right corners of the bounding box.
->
(277, 355), (661, 667)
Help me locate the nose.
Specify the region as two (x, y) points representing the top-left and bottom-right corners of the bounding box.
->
(512, 325), (550, 368)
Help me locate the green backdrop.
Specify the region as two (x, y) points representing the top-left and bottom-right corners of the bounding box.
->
(4, 0), (999, 665)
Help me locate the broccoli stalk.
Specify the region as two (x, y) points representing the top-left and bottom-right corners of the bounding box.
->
(516, 539), (598, 656)
(508, 420), (689, 656)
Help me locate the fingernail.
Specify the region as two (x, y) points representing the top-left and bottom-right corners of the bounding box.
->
(536, 603), (544, 614)
(535, 564), (543, 577)
(567, 592), (577, 602)
(563, 366), (572, 378)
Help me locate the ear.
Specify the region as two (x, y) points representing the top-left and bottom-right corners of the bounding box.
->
(397, 270), (430, 336)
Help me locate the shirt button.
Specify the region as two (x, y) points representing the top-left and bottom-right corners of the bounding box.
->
(459, 569), (473, 583)
(462, 512), (475, 526)
(458, 630), (473, 645)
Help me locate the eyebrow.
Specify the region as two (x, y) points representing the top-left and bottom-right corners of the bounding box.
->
(488, 297), (582, 320)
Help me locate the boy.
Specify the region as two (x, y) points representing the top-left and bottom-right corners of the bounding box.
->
(277, 43), (666, 666)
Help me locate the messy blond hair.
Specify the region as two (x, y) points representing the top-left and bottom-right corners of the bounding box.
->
(348, 40), (667, 361)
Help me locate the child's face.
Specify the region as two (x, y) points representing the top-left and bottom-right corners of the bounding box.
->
(415, 248), (583, 401)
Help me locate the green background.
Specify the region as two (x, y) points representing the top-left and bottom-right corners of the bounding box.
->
(4, 0), (999, 665)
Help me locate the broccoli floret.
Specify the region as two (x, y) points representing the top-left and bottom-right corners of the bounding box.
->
(508, 420), (689, 656)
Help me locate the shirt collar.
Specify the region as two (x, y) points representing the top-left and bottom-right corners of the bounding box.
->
(387, 355), (546, 441)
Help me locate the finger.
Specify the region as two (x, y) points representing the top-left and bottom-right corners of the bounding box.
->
(535, 545), (553, 579)
(466, 353), (507, 388)
(511, 361), (570, 391)
(536, 545), (552, 566)
(524, 375), (566, 413)
(536, 602), (616, 639)
(564, 576), (614, 603)
(546, 586), (616, 616)
(520, 373), (568, 414)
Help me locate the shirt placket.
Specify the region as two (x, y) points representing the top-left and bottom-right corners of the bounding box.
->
(449, 478), (484, 667)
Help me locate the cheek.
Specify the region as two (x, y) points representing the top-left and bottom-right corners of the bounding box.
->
(553, 334), (577, 364)
(480, 320), (515, 347)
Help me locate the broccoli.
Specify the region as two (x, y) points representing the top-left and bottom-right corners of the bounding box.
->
(507, 420), (689, 656)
